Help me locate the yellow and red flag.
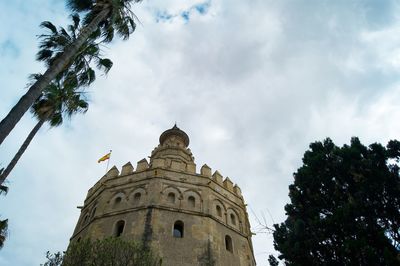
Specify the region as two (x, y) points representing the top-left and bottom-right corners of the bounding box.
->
(98, 151), (111, 163)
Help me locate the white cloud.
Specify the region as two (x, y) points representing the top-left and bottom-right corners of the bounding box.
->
(1, 0), (400, 265)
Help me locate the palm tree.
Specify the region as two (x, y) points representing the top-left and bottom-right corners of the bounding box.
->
(0, 75), (88, 185)
(0, 0), (142, 146)
(37, 14), (113, 89)
(0, 15), (114, 186)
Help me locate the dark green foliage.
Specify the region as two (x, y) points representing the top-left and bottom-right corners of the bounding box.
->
(30, 75), (89, 127)
(272, 138), (400, 265)
(42, 251), (63, 266)
(37, 14), (113, 87)
(42, 237), (162, 266)
(0, 182), (8, 249)
(66, 0), (142, 43)
(66, 0), (93, 13)
(0, 219), (8, 249)
(0, 180), (8, 196)
(268, 255), (279, 266)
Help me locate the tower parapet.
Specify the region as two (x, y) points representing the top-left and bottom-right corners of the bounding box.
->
(71, 125), (255, 266)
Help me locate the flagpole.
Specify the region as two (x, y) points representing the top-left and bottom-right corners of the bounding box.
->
(105, 150), (112, 173)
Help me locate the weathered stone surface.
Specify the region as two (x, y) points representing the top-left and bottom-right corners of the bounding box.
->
(212, 171), (223, 184)
(223, 177), (234, 192)
(106, 166), (119, 178)
(136, 158), (149, 171)
(200, 164), (212, 177)
(70, 125), (256, 266)
(121, 162), (134, 176)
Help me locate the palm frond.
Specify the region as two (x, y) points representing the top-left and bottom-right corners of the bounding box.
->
(71, 13), (81, 30)
(97, 58), (113, 73)
(36, 49), (53, 62)
(49, 112), (63, 127)
(101, 23), (115, 43)
(0, 172), (7, 195)
(66, 0), (93, 13)
(39, 21), (58, 34)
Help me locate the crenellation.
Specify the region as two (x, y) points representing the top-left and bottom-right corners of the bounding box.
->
(200, 164), (212, 177)
(223, 177), (234, 192)
(186, 163), (196, 174)
(106, 166), (119, 178)
(136, 158), (149, 171)
(120, 162), (134, 176)
(212, 170), (223, 184)
(233, 184), (242, 197)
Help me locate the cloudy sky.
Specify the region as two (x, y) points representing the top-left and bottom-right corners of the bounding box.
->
(1, 0), (400, 265)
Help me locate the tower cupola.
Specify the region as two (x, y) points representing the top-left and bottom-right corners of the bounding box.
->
(150, 125), (195, 171)
(159, 124), (190, 148)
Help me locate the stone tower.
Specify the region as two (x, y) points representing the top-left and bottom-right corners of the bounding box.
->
(70, 125), (256, 266)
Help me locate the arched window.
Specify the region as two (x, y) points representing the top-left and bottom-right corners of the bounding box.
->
(173, 220), (184, 238)
(114, 220), (125, 237)
(230, 213), (236, 225)
(225, 235), (233, 252)
(82, 214), (89, 226)
(91, 207), (97, 219)
(133, 192), (141, 204)
(168, 192), (175, 204)
(216, 205), (222, 217)
(188, 196), (195, 208)
(114, 196), (122, 205)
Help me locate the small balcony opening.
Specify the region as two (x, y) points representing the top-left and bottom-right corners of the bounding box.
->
(114, 220), (125, 237)
(173, 220), (184, 238)
(216, 205), (222, 217)
(225, 235), (233, 252)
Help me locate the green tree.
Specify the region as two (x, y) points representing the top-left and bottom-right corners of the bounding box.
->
(41, 237), (162, 266)
(268, 255), (279, 266)
(36, 14), (113, 88)
(42, 251), (63, 266)
(272, 138), (400, 265)
(0, 0), (141, 146)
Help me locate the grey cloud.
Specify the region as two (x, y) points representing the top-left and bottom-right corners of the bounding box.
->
(2, 0), (400, 265)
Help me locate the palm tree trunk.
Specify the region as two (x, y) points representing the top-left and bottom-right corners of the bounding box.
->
(0, 118), (46, 186)
(0, 8), (109, 146)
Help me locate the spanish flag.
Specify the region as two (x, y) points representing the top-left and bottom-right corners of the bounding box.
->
(98, 151), (111, 163)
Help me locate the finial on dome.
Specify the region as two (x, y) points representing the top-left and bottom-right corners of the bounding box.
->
(159, 124), (190, 147)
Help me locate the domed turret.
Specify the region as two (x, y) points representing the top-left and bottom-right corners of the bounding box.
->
(150, 125), (195, 170)
(159, 124), (190, 148)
